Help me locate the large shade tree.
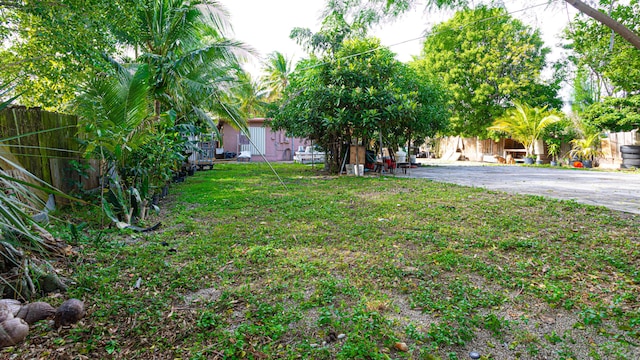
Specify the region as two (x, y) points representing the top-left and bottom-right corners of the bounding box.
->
(346, 0), (640, 51)
(571, 66), (600, 115)
(290, 2), (369, 57)
(0, 0), (141, 109)
(270, 38), (449, 173)
(413, 5), (561, 138)
(581, 95), (640, 133)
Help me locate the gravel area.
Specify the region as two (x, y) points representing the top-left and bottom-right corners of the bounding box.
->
(402, 160), (640, 214)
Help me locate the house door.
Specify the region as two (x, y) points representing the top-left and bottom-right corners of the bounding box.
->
(240, 126), (266, 155)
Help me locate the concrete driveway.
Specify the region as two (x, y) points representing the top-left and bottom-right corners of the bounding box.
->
(402, 161), (640, 214)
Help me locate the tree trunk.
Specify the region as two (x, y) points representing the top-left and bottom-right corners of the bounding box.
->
(154, 100), (162, 117)
(330, 139), (341, 174)
(565, 0), (640, 51)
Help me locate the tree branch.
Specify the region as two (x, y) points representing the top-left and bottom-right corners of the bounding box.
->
(564, 0), (640, 51)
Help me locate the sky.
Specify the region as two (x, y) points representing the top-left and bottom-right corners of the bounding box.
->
(220, 0), (578, 79)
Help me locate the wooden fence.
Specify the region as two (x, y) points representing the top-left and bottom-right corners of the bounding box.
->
(0, 106), (98, 201)
(438, 130), (638, 168)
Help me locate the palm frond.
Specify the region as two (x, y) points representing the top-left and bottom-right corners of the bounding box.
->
(76, 63), (152, 159)
(211, 93), (247, 133)
(0, 82), (21, 112)
(197, 0), (233, 36)
(261, 51), (293, 100)
(191, 105), (217, 130)
(174, 39), (247, 76)
(488, 102), (561, 156)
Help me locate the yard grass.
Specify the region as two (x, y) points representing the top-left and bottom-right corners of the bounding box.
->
(7, 163), (639, 359)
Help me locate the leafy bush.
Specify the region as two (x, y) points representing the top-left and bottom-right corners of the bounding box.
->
(581, 95), (640, 132)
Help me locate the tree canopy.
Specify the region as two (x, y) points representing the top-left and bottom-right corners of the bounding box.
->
(135, 0), (247, 128)
(581, 95), (640, 133)
(0, 0), (141, 109)
(353, 0), (640, 50)
(270, 38), (449, 173)
(564, 1), (640, 95)
(0, 0), (247, 123)
(412, 5), (560, 138)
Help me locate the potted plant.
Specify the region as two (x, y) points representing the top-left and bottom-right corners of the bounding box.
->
(547, 142), (560, 166)
(570, 131), (603, 168)
(523, 154), (536, 165)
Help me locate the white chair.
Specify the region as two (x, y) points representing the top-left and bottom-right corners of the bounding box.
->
(237, 150), (251, 162)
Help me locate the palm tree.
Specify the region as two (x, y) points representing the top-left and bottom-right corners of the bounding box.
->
(77, 64), (152, 166)
(136, 0), (249, 132)
(488, 102), (561, 158)
(75, 63), (154, 226)
(233, 70), (269, 119)
(73, 0), (253, 227)
(261, 51), (293, 101)
(570, 124), (603, 167)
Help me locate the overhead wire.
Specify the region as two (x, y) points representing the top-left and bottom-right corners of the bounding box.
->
(206, 0), (563, 186)
(215, 94), (289, 190)
(249, 0), (557, 74)
(212, 0), (560, 101)
(216, 0), (562, 99)
(12, 2), (566, 199)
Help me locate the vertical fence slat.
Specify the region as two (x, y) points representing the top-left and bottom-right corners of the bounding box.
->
(0, 106), (89, 201)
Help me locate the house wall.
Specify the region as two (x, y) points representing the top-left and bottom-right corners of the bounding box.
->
(221, 118), (312, 162)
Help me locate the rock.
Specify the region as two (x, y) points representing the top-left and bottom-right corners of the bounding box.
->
(540, 315), (556, 324)
(0, 303), (13, 323)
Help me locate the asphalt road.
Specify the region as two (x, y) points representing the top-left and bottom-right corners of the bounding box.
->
(402, 161), (640, 214)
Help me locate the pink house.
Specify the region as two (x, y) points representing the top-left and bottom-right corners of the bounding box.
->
(220, 118), (312, 162)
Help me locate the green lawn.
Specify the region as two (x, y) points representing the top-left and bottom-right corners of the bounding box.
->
(9, 163), (639, 359)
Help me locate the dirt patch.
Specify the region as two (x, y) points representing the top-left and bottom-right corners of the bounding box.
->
(384, 284), (639, 359)
(183, 287), (221, 306)
(387, 292), (437, 331)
